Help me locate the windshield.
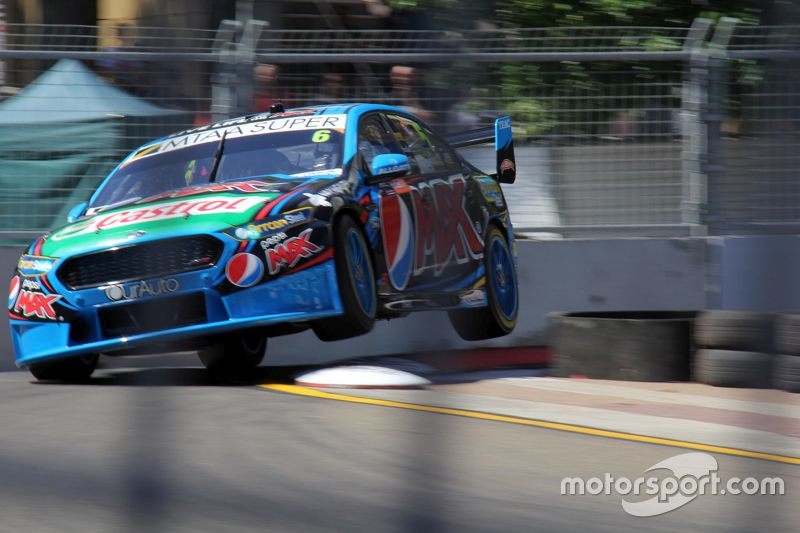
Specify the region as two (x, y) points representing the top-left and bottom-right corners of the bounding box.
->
(90, 127), (344, 209)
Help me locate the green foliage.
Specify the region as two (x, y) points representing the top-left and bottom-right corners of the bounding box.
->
(484, 1), (766, 137)
(496, 0), (762, 28)
(503, 100), (554, 136)
(395, 1), (768, 136)
(385, 0), (457, 10)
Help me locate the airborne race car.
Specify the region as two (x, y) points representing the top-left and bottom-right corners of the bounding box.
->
(9, 104), (519, 381)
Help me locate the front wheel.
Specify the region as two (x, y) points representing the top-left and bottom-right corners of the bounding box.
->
(29, 354), (99, 382)
(449, 225), (518, 341)
(199, 331), (266, 381)
(313, 214), (376, 341)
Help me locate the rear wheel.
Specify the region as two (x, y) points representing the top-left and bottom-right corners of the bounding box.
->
(29, 354), (98, 382)
(313, 214), (376, 341)
(199, 331), (266, 381)
(449, 225), (518, 341)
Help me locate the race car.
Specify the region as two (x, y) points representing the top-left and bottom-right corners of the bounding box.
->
(8, 103), (519, 381)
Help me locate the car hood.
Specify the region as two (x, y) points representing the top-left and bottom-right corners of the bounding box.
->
(40, 179), (305, 258)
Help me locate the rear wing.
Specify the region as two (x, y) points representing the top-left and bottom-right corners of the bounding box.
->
(446, 117), (516, 184)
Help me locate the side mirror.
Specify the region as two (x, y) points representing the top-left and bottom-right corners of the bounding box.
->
(495, 116), (516, 184)
(67, 202), (87, 223)
(369, 153), (411, 181)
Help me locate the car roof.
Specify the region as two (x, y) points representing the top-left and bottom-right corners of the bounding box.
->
(153, 103), (405, 144)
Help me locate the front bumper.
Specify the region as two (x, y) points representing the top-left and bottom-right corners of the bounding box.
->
(11, 260), (342, 367)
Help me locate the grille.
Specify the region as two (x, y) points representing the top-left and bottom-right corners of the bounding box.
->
(58, 236), (223, 290)
(99, 292), (207, 338)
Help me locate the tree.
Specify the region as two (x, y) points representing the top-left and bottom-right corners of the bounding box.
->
(485, 1), (765, 136)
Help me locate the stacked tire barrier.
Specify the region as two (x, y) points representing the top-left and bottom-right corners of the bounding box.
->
(549, 311), (696, 381)
(550, 310), (800, 391)
(693, 311), (800, 392)
(773, 315), (800, 393)
(693, 311), (774, 389)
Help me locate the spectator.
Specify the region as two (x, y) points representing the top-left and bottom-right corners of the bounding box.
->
(314, 73), (346, 104)
(442, 87), (481, 135)
(607, 110), (638, 139)
(97, 22), (141, 90)
(390, 65), (433, 123)
(251, 63), (284, 113)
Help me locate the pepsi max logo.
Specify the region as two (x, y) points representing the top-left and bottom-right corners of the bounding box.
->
(226, 253), (264, 287)
(380, 194), (414, 290)
(22, 279), (41, 291)
(13, 290), (61, 320)
(264, 229), (321, 275)
(410, 178), (484, 275)
(8, 276), (20, 309)
(259, 232), (288, 249)
(380, 177), (484, 283)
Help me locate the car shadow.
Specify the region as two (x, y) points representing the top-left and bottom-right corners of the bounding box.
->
(29, 364), (318, 387)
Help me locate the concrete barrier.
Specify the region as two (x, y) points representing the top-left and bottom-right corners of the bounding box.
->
(711, 235), (800, 311)
(0, 237), (709, 370)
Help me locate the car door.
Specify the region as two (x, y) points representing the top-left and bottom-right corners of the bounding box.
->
(384, 113), (484, 291)
(357, 112), (418, 295)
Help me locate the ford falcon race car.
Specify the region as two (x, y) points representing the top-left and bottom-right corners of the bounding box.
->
(9, 103), (518, 381)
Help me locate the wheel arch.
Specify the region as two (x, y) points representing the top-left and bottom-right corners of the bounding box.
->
(486, 215), (512, 244)
(329, 205), (377, 268)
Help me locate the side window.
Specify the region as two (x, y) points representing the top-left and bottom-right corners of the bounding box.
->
(425, 125), (461, 172)
(386, 114), (457, 174)
(358, 114), (404, 170)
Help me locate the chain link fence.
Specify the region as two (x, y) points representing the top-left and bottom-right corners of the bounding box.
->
(709, 22), (800, 234)
(0, 20), (797, 241)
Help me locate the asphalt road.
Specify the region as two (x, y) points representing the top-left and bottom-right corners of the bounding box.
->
(0, 367), (797, 533)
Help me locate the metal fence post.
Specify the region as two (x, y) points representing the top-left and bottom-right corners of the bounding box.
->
(211, 18), (268, 121)
(211, 19), (242, 122)
(704, 17), (738, 235)
(234, 19), (268, 117)
(680, 17), (713, 235)
(0, 0), (6, 87)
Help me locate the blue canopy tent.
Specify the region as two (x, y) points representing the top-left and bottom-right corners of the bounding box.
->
(0, 59), (184, 239)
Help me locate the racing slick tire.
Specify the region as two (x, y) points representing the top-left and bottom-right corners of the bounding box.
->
(313, 214), (377, 341)
(773, 354), (800, 393)
(694, 310), (774, 352)
(199, 331), (266, 381)
(775, 314), (800, 356)
(29, 354), (99, 382)
(693, 349), (772, 388)
(448, 225), (518, 341)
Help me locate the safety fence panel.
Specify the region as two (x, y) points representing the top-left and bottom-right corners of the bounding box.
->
(0, 24), (216, 239)
(710, 24), (800, 234)
(0, 22), (797, 241)
(249, 27), (692, 235)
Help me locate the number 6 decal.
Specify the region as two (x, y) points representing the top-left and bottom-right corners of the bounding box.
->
(312, 129), (331, 143)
